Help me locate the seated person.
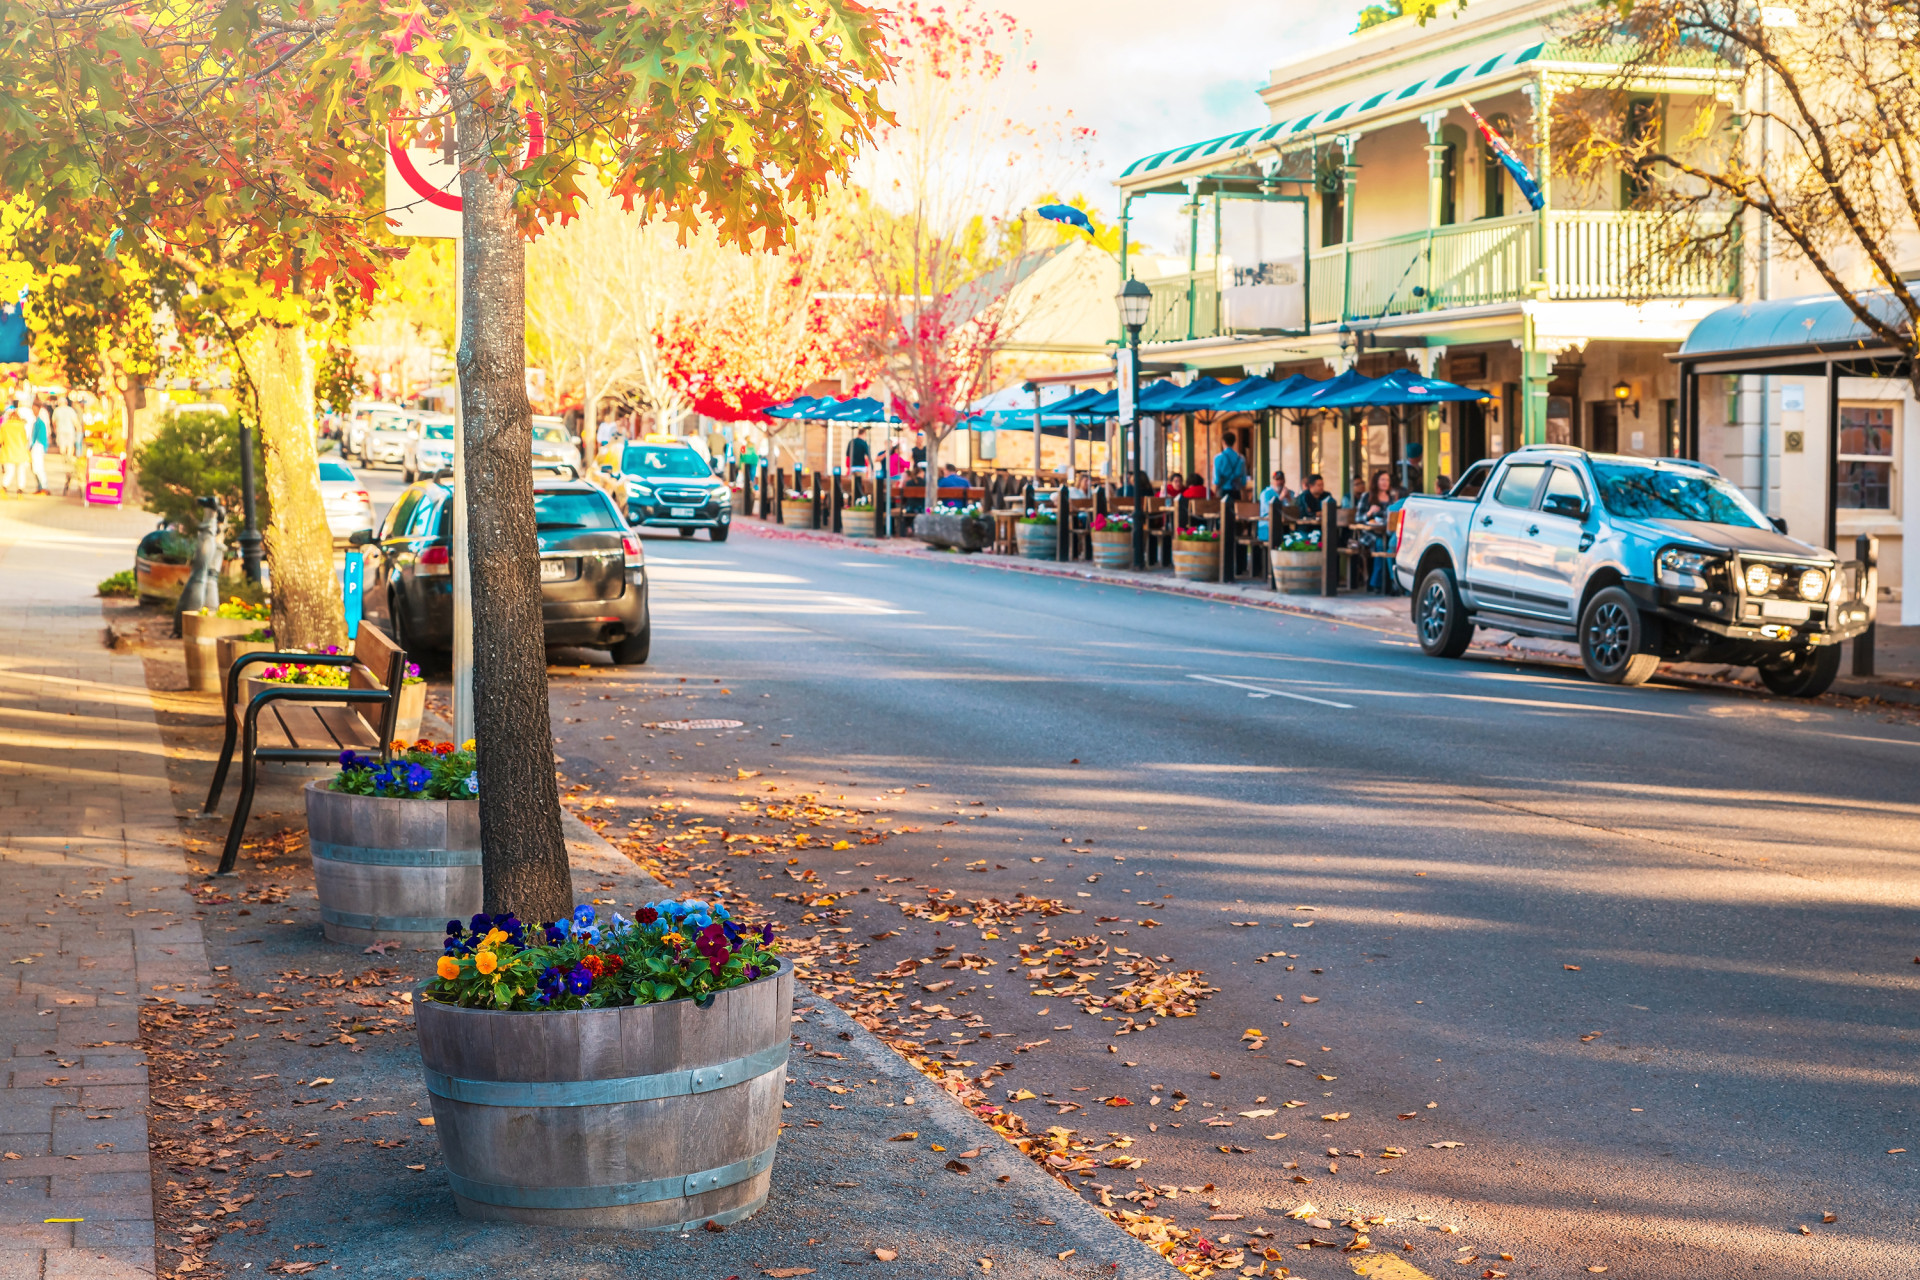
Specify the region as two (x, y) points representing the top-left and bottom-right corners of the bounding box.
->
(1295, 473), (1334, 519)
(1180, 472), (1208, 500)
(1258, 470), (1295, 541)
(1162, 475), (1185, 501)
(937, 463), (970, 489)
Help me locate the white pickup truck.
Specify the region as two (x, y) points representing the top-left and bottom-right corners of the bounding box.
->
(1392, 445), (1875, 696)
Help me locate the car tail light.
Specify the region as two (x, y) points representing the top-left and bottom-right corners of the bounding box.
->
(419, 544), (451, 576)
(353, 490), (370, 503)
(622, 534), (645, 568)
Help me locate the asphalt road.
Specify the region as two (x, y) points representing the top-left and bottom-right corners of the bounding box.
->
(544, 527), (1920, 1280)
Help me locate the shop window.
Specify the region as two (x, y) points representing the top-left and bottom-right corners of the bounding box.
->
(1835, 404), (1896, 511)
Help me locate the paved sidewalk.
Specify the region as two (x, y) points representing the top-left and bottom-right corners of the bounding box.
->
(0, 495), (209, 1279)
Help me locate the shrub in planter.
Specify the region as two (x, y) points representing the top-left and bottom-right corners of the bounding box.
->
(1013, 513), (1058, 559)
(416, 903), (792, 1227)
(1171, 525), (1219, 582)
(306, 741), (479, 945)
(1089, 512), (1134, 569)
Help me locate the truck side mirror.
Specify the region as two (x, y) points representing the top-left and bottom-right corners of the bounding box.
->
(1541, 493), (1587, 520)
(347, 528), (375, 546)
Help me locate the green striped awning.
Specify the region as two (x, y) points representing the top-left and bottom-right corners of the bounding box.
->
(1120, 41), (1546, 185)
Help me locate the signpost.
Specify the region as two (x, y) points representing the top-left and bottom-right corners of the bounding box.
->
(342, 551), (363, 640)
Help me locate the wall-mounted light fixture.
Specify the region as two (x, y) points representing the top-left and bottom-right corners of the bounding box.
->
(1612, 379), (1640, 419)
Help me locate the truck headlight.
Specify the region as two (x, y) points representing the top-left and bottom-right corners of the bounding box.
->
(1658, 547), (1717, 591)
(1796, 568), (1827, 601)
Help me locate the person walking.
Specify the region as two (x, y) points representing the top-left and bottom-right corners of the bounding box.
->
(0, 403), (29, 494)
(845, 426), (871, 475)
(52, 394), (80, 455)
(26, 398), (49, 494)
(1212, 428), (1248, 498)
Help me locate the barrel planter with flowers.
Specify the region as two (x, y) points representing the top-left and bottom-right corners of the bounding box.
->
(1089, 514), (1133, 569)
(418, 902), (791, 1228)
(1270, 530), (1323, 595)
(779, 494), (815, 528)
(1172, 528), (1219, 582)
(841, 502), (876, 538)
(183, 599), (270, 693)
(305, 741), (480, 945)
(1014, 514), (1058, 559)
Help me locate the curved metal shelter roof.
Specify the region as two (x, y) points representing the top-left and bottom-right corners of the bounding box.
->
(1677, 291), (1910, 361)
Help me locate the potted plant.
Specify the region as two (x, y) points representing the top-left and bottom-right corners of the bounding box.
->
(779, 488), (816, 528)
(1270, 528), (1323, 595)
(1089, 512), (1133, 569)
(416, 902), (792, 1227)
(1172, 525), (1219, 582)
(841, 493), (875, 538)
(184, 597), (270, 693)
(1014, 511), (1058, 559)
(133, 526), (196, 604)
(306, 740), (480, 946)
(915, 501), (992, 552)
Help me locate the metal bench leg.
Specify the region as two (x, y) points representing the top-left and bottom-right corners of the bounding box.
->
(205, 703), (241, 813)
(215, 713), (262, 876)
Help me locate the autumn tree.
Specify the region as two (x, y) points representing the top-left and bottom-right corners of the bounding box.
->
(1555, 0), (1920, 392)
(838, 1), (1089, 483)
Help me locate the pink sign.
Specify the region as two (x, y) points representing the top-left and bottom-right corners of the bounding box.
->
(84, 452), (125, 506)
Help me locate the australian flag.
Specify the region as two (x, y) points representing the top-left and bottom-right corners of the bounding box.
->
(1465, 100), (1545, 212)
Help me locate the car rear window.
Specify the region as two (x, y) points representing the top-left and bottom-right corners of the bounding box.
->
(375, 420), (411, 433)
(621, 445), (711, 477)
(423, 423), (453, 440)
(534, 425), (571, 444)
(534, 491), (620, 531)
(319, 461), (356, 482)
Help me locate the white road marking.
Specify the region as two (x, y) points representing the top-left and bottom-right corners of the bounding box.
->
(1186, 672), (1354, 709)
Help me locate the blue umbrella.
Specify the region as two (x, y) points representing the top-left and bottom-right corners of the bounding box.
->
(1346, 368), (1490, 406)
(1164, 377), (1228, 412)
(764, 395), (834, 419)
(1273, 367), (1377, 409)
(1050, 387), (1110, 414)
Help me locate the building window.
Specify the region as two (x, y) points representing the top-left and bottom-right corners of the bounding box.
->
(1835, 403), (1896, 511)
(1620, 96), (1657, 207)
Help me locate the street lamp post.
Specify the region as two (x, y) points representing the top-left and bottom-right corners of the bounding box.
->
(236, 418), (263, 582)
(1116, 278), (1150, 569)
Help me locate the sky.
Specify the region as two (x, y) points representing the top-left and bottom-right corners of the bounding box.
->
(994, 0), (1359, 252)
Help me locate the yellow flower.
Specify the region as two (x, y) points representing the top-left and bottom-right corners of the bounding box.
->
(661, 932), (686, 947)
(436, 956), (460, 980)
(461, 739), (476, 752)
(481, 928), (508, 948)
(475, 951), (498, 975)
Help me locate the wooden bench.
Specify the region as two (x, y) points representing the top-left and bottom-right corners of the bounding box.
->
(205, 626), (410, 875)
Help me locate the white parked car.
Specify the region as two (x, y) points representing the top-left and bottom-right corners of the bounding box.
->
(404, 414), (456, 482)
(532, 415), (583, 474)
(359, 413), (418, 469)
(345, 400), (403, 458)
(318, 459), (374, 542)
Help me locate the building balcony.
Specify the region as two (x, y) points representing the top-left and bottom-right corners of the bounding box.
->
(1140, 211), (1739, 345)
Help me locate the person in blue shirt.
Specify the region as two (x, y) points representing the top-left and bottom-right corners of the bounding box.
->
(1211, 429), (1248, 498)
(26, 398), (49, 494)
(1257, 470), (1294, 541)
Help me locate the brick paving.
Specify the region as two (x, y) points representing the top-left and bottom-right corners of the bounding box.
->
(0, 493), (208, 1279)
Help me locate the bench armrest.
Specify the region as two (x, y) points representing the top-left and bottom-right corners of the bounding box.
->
(241, 685), (394, 742)
(224, 650), (365, 716)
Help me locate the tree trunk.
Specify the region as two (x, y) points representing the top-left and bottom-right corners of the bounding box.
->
(457, 88), (572, 927)
(247, 322), (345, 650)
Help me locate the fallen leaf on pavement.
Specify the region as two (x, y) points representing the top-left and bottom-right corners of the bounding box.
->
(1565, 965), (1581, 971)
(764, 1269), (815, 1278)
(945, 1159), (971, 1174)
(888, 1132), (917, 1141)
(417, 1118), (435, 1126)
(873, 1249), (897, 1262)
(1430, 1141), (1463, 1149)
(1298, 996), (1319, 1004)
(1239, 1109), (1277, 1118)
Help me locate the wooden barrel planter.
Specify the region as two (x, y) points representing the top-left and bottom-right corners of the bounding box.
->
(1271, 550), (1322, 595)
(1172, 538), (1219, 582)
(1014, 521), (1057, 560)
(779, 499), (815, 528)
(841, 508), (876, 538)
(216, 635), (275, 685)
(415, 958), (794, 1229)
(1090, 530), (1132, 570)
(304, 780), (480, 945)
(182, 614), (259, 693)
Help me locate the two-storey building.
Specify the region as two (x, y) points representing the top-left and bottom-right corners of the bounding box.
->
(1115, 0), (1737, 494)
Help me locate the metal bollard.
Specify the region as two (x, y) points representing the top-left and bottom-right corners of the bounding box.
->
(831, 471), (844, 534)
(1219, 497), (1235, 584)
(1057, 486), (1072, 562)
(1321, 500), (1338, 596)
(1131, 488), (1146, 570)
(1853, 533), (1877, 676)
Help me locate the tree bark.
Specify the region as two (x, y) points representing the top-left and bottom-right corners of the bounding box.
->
(246, 321), (345, 650)
(457, 88), (573, 927)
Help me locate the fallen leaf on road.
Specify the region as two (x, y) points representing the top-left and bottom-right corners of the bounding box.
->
(873, 1249), (897, 1262)
(1564, 965), (1581, 971)
(1286, 1059), (1306, 1068)
(888, 1132), (917, 1141)
(287, 1171), (312, 1179)
(945, 1159), (970, 1174)
(417, 1118), (434, 1126)
(1399, 1112), (1418, 1120)
(1240, 1109), (1277, 1118)
(1056, 1250), (1075, 1261)
(1586, 1268), (1607, 1274)
(1292, 921), (1314, 928)
(1798, 1225), (1812, 1235)
(1430, 1141), (1463, 1149)
(1209, 1213), (1243, 1221)
(1106, 1097), (1132, 1107)
(764, 1269), (815, 1278)
(833, 841), (851, 851)
(405, 1164), (425, 1171)
(921, 981), (953, 993)
(1824, 1213), (1837, 1223)
(1265, 1132), (1288, 1140)
(1298, 996), (1319, 1004)
(1320, 1113), (1349, 1122)
(1009, 1089), (1036, 1101)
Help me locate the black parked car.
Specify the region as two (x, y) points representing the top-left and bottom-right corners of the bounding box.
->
(357, 476), (651, 665)
(612, 440), (732, 540)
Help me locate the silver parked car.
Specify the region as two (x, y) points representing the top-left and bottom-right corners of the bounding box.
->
(403, 414), (456, 482)
(359, 413), (418, 469)
(532, 415), (583, 474)
(318, 459), (374, 543)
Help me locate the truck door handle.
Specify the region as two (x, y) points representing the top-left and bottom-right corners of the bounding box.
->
(1527, 525), (1539, 536)
(1480, 516), (1493, 527)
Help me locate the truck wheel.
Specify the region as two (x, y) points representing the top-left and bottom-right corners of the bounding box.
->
(1414, 567), (1473, 659)
(1757, 645), (1840, 698)
(1580, 587), (1659, 685)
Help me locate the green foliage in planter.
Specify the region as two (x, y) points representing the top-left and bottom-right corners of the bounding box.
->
(1016, 513), (1057, 526)
(97, 569), (136, 597)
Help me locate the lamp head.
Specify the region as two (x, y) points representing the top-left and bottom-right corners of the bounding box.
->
(1117, 277), (1152, 332)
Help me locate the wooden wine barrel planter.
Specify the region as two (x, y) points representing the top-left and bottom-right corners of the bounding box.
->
(216, 635), (275, 684)
(1271, 549), (1322, 595)
(841, 508), (875, 538)
(304, 781), (480, 945)
(416, 959), (794, 1229)
(1090, 530), (1132, 570)
(1014, 521), (1057, 559)
(780, 499), (815, 528)
(1172, 538), (1219, 582)
(182, 614), (259, 693)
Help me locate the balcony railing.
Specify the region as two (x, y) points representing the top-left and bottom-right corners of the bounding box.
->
(1142, 211), (1737, 343)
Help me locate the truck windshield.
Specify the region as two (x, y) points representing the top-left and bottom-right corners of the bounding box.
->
(1590, 463), (1767, 529)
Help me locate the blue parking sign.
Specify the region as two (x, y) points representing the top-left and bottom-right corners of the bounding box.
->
(343, 551), (363, 640)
